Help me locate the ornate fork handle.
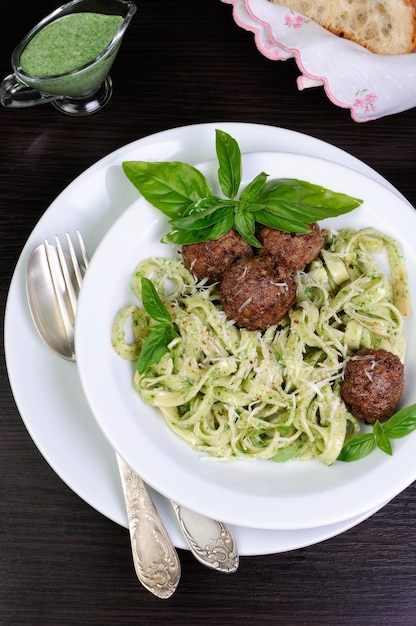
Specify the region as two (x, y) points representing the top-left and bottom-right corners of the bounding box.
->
(116, 454), (180, 599)
(171, 502), (239, 573)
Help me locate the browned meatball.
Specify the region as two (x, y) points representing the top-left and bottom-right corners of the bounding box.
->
(341, 348), (404, 424)
(257, 222), (324, 271)
(220, 255), (297, 330)
(182, 229), (253, 284)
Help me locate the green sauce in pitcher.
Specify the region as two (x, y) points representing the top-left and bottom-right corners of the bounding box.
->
(20, 12), (123, 77)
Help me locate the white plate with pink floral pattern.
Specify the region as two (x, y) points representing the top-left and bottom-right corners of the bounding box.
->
(222, 0), (416, 122)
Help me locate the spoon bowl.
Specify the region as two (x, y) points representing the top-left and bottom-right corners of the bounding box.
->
(27, 241), (85, 360)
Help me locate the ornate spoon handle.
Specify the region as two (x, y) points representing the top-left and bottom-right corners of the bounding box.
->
(171, 502), (239, 573)
(116, 454), (181, 598)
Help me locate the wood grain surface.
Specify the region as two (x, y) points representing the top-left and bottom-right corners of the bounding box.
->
(1, 1), (416, 624)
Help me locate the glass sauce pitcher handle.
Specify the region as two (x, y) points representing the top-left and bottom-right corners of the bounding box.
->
(0, 73), (57, 108)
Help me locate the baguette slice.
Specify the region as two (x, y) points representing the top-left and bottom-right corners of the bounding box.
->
(269, 0), (416, 54)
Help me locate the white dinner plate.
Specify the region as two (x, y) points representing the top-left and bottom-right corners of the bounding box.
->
(4, 123), (409, 552)
(75, 149), (416, 531)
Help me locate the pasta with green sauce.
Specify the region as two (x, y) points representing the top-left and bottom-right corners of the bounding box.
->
(112, 226), (409, 466)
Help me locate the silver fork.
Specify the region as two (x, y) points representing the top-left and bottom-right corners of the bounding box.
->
(31, 232), (238, 584)
(27, 232), (180, 598)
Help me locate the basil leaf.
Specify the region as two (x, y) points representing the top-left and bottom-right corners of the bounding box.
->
(337, 433), (376, 462)
(373, 421), (392, 456)
(162, 228), (213, 245)
(163, 213), (234, 245)
(207, 211), (236, 240)
(137, 323), (174, 374)
(239, 171), (268, 205)
(164, 202), (236, 245)
(122, 161), (212, 217)
(215, 129), (241, 199)
(141, 277), (171, 324)
(169, 202), (235, 231)
(234, 211), (261, 248)
(183, 195), (231, 215)
(257, 178), (363, 222)
(338, 404), (416, 462)
(137, 277), (180, 373)
(253, 208), (311, 234)
(383, 404), (416, 439)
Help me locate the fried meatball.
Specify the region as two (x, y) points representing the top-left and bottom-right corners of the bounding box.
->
(220, 255), (297, 330)
(257, 222), (324, 271)
(182, 229), (253, 284)
(341, 348), (404, 424)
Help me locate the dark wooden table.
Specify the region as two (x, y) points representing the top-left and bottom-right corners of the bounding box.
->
(1, 1), (416, 624)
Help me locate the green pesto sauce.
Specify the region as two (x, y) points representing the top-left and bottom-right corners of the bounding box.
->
(20, 12), (123, 77)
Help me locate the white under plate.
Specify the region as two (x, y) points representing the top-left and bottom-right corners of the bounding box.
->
(76, 148), (416, 531)
(5, 123), (409, 552)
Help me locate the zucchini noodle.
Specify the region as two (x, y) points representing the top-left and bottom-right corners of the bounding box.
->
(112, 227), (409, 466)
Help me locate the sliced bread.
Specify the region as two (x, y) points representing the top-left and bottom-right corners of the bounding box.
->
(268, 0), (416, 54)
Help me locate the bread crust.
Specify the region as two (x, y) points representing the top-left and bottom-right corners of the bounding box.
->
(269, 0), (416, 54)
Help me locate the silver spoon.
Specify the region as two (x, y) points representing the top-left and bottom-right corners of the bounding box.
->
(26, 233), (239, 579)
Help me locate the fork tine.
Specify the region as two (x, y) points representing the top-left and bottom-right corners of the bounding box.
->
(44, 239), (75, 350)
(66, 233), (83, 291)
(76, 230), (90, 269)
(55, 235), (78, 319)
(43, 233), (88, 358)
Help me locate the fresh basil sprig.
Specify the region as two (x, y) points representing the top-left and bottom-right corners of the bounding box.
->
(137, 277), (178, 374)
(338, 404), (416, 462)
(122, 129), (363, 247)
(216, 129), (242, 199)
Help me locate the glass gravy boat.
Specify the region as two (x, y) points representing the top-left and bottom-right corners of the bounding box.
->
(0, 0), (136, 116)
